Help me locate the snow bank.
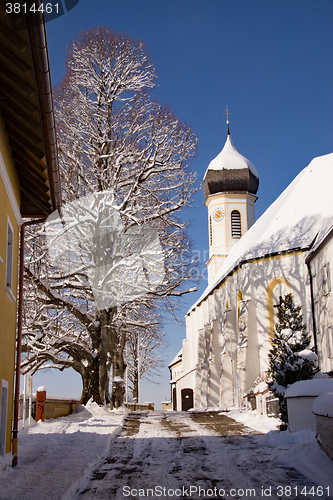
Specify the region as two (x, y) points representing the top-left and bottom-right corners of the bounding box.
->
(0, 401), (127, 500)
(279, 431), (333, 491)
(313, 392), (333, 418)
(229, 413), (333, 490)
(0, 453), (13, 475)
(226, 409), (280, 433)
(285, 379), (333, 398)
(189, 406), (281, 434)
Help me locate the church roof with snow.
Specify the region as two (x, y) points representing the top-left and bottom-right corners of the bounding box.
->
(189, 151), (333, 314)
(168, 349), (182, 368)
(203, 129), (259, 199)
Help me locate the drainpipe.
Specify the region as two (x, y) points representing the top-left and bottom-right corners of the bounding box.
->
(25, 2), (61, 212)
(306, 260), (319, 359)
(12, 218), (46, 467)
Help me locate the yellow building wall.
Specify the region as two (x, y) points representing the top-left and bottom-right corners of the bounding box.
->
(0, 116), (20, 455)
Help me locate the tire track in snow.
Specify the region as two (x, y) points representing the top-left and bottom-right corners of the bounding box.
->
(72, 411), (332, 500)
(73, 411), (210, 499)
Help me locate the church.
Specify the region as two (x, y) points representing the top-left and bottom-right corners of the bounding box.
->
(169, 121), (333, 412)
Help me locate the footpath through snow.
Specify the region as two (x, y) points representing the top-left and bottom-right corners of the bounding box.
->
(0, 404), (332, 500)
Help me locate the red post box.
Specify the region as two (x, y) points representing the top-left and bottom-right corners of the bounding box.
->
(36, 386), (46, 422)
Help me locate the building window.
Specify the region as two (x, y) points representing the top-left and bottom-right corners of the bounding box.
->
(323, 263), (331, 295)
(231, 210), (241, 238)
(312, 272), (318, 303)
(0, 380), (9, 457)
(5, 217), (15, 302)
(209, 216), (212, 246)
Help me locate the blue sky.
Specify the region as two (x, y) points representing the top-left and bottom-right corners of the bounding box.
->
(31, 0), (333, 407)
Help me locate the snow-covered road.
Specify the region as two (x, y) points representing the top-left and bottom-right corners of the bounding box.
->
(70, 411), (333, 500)
(0, 405), (332, 500)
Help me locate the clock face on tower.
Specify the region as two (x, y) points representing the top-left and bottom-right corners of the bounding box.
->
(212, 207), (225, 222)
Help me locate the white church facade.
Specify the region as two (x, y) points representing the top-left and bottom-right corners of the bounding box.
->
(170, 126), (333, 412)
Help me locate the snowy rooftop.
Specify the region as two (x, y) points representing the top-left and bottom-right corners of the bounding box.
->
(285, 379), (333, 399)
(204, 133), (259, 179)
(312, 392), (333, 418)
(189, 151), (333, 314)
(168, 348), (182, 368)
(305, 224), (333, 263)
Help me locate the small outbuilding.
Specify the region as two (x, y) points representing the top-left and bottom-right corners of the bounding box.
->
(285, 379), (333, 433)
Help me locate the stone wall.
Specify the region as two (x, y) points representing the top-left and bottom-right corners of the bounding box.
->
(315, 414), (333, 461)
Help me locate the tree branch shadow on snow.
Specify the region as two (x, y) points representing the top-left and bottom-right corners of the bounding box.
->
(241, 215), (332, 264)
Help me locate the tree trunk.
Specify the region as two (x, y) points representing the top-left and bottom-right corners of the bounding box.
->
(80, 307), (116, 405)
(132, 358), (139, 401)
(110, 329), (127, 408)
(80, 357), (104, 405)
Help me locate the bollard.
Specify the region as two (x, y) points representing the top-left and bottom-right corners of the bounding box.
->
(36, 386), (46, 422)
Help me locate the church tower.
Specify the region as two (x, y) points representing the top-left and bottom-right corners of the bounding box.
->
(203, 117), (259, 284)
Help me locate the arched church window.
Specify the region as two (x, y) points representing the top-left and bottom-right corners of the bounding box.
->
(209, 216), (212, 246)
(231, 210), (241, 238)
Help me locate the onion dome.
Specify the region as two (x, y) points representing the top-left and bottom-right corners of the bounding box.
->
(203, 127), (259, 199)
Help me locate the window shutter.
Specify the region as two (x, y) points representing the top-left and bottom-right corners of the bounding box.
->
(326, 263), (331, 293)
(323, 263), (331, 295)
(327, 326), (333, 358)
(231, 210), (241, 238)
(6, 222), (13, 289)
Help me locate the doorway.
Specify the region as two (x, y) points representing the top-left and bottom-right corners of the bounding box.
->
(181, 388), (193, 411)
(172, 387), (177, 411)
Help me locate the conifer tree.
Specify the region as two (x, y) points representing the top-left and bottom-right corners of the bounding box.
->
(268, 293), (318, 422)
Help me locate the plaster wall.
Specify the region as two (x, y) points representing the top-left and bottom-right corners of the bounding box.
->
(308, 234), (333, 372)
(0, 118), (21, 455)
(205, 192), (256, 284)
(176, 248), (313, 412)
(315, 414), (333, 461)
(287, 396), (317, 432)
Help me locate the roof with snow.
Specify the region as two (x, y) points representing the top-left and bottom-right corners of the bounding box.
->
(189, 151), (333, 314)
(285, 379), (333, 398)
(168, 349), (182, 368)
(312, 391), (333, 418)
(203, 130), (259, 198)
(305, 224), (333, 264)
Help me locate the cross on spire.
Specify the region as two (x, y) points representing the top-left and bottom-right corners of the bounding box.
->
(223, 106), (231, 135)
(223, 106), (231, 124)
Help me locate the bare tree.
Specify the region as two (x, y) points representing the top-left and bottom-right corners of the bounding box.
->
(123, 304), (168, 401)
(22, 27), (198, 407)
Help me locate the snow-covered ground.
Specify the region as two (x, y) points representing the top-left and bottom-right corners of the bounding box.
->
(0, 405), (332, 500)
(0, 402), (126, 500)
